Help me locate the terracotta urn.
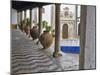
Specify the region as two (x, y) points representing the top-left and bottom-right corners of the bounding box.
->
(18, 24), (21, 30)
(20, 22), (25, 32)
(30, 26), (39, 40)
(19, 24), (23, 31)
(24, 25), (30, 35)
(39, 31), (53, 49)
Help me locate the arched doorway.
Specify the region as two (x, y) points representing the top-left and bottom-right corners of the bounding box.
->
(62, 24), (68, 39)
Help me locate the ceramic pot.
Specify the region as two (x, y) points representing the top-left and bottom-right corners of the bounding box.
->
(18, 24), (22, 30)
(24, 25), (30, 35)
(20, 23), (24, 31)
(30, 26), (39, 40)
(39, 31), (53, 49)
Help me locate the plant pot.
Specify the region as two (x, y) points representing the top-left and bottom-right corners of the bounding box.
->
(39, 31), (53, 49)
(30, 26), (39, 40)
(20, 23), (24, 31)
(24, 25), (30, 35)
(19, 24), (22, 31)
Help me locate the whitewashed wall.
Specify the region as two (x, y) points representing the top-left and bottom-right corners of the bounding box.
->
(11, 8), (17, 24)
(84, 6), (96, 69)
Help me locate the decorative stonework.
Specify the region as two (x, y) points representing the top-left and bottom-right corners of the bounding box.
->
(60, 7), (75, 39)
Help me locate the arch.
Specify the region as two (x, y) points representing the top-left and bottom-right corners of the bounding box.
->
(62, 24), (68, 39)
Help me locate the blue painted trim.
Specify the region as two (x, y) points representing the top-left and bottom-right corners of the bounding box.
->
(61, 46), (80, 53)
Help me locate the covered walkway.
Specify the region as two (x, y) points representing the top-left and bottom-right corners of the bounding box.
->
(11, 1), (96, 74)
(11, 29), (79, 74)
(11, 29), (62, 74)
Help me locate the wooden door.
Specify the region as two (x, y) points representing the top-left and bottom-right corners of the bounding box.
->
(62, 24), (68, 39)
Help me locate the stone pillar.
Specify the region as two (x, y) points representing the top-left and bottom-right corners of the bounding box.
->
(38, 6), (42, 35)
(30, 8), (32, 28)
(20, 11), (22, 24)
(53, 4), (62, 57)
(84, 6), (96, 69)
(79, 5), (96, 70)
(79, 5), (87, 70)
(20, 11), (23, 31)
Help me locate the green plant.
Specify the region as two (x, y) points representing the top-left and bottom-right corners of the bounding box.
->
(42, 20), (52, 32)
(26, 18), (31, 26)
(45, 26), (52, 32)
(42, 20), (48, 28)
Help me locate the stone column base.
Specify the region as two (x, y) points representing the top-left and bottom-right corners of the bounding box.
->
(53, 52), (62, 57)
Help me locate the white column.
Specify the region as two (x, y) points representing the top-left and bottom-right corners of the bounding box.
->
(84, 6), (96, 69)
(79, 5), (96, 70)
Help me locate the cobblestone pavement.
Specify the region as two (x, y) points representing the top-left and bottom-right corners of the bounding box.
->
(11, 29), (62, 74)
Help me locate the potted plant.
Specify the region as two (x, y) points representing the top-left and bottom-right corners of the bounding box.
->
(19, 20), (24, 31)
(39, 20), (53, 49)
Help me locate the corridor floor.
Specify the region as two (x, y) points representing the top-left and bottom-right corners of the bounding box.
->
(11, 29), (62, 74)
(11, 29), (79, 74)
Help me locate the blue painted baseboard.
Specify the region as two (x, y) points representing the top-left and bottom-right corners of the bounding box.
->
(61, 46), (80, 53)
